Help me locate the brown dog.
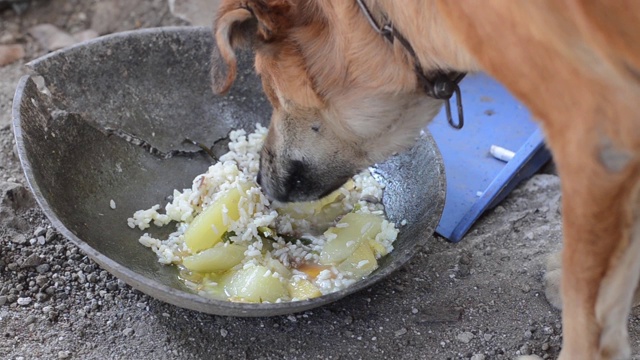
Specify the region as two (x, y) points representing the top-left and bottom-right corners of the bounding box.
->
(210, 1), (640, 358)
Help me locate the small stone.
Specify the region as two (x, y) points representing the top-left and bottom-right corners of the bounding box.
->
(25, 315), (36, 324)
(21, 253), (41, 268)
(72, 29), (99, 43)
(344, 316), (353, 325)
(524, 330), (533, 339)
(483, 333), (493, 341)
(28, 24), (78, 51)
(519, 344), (531, 355)
(0, 296), (7, 306)
(58, 350), (71, 359)
(522, 284), (531, 293)
(457, 331), (474, 343)
(45, 228), (57, 243)
(36, 264), (51, 273)
(34, 227), (47, 237)
(542, 343), (550, 351)
(1, 182), (35, 211)
(87, 273), (99, 283)
(394, 328), (408, 337)
(6, 294), (17, 303)
(0, 44), (24, 66)
(123, 328), (134, 336)
(35, 275), (48, 287)
(37, 236), (46, 245)
(35, 293), (49, 302)
(48, 311), (59, 321)
(11, 234), (27, 244)
(470, 355), (486, 360)
(106, 281), (118, 291)
(220, 328), (228, 338)
(17, 297), (32, 306)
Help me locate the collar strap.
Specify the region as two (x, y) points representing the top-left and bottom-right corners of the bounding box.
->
(356, 0), (466, 129)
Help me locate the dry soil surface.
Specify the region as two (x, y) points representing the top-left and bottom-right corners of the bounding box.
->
(1, 1), (640, 359)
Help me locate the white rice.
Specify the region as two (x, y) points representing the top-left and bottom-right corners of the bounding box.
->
(128, 124), (400, 301)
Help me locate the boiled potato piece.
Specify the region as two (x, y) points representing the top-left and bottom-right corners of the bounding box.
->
(225, 265), (289, 303)
(337, 242), (378, 279)
(266, 257), (292, 278)
(319, 213), (383, 265)
(288, 279), (322, 300)
(276, 180), (354, 218)
(201, 271), (234, 300)
(182, 243), (247, 273)
(368, 239), (389, 258)
(184, 183), (250, 252)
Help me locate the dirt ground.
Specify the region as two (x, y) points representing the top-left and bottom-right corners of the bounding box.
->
(1, 1), (640, 359)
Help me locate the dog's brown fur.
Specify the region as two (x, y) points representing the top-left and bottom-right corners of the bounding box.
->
(211, 1), (640, 358)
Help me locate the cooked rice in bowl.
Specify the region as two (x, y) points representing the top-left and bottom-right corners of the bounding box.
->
(128, 124), (400, 303)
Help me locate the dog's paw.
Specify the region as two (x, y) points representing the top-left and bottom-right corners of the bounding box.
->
(544, 251), (563, 310)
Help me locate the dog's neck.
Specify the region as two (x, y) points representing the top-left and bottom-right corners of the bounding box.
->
(365, 0), (481, 73)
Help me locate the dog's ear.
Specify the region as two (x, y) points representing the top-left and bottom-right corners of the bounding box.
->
(211, 0), (293, 94)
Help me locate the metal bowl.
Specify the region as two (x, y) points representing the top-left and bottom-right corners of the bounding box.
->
(12, 27), (446, 316)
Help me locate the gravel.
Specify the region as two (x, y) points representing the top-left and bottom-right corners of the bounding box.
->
(1, 1), (640, 359)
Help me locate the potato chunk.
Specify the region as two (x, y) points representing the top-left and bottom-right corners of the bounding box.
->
(182, 243), (247, 273)
(184, 183), (250, 252)
(319, 213), (382, 265)
(336, 242), (378, 279)
(288, 279), (322, 300)
(225, 265), (289, 303)
(276, 180), (354, 219)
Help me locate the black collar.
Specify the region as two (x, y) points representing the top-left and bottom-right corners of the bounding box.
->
(356, 0), (466, 129)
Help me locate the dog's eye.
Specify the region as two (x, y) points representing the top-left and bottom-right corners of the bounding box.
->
(311, 125), (320, 132)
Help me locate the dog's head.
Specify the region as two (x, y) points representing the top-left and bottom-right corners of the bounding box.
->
(212, 0), (443, 202)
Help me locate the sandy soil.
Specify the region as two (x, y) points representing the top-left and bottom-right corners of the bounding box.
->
(1, 1), (640, 359)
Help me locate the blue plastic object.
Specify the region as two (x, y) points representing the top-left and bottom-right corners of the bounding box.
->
(427, 73), (552, 242)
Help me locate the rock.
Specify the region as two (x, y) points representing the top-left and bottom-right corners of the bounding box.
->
(34, 227), (46, 237)
(0, 44), (24, 66)
(45, 228), (57, 243)
(72, 29), (99, 43)
(35, 263), (51, 273)
(28, 24), (77, 51)
(520, 343), (531, 355)
(483, 333), (493, 341)
(1, 182), (35, 212)
(11, 234), (27, 244)
(0, 295), (7, 306)
(17, 297), (32, 306)
(457, 331), (474, 344)
(168, 0), (220, 26)
(122, 328), (134, 336)
(470, 355), (486, 360)
(394, 328), (408, 337)
(58, 351), (71, 359)
(20, 253), (41, 268)
(90, 0), (138, 35)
